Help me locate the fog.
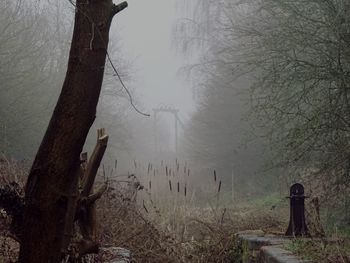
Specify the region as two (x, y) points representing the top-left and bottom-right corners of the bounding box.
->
(0, 0), (270, 198)
(2, 0), (349, 202)
(114, 0), (195, 116)
(103, 0), (198, 165)
(2, 3), (350, 259)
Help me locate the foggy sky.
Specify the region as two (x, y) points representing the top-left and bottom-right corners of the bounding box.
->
(111, 0), (195, 123)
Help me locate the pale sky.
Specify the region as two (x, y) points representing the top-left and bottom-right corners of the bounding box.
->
(110, 0), (195, 122)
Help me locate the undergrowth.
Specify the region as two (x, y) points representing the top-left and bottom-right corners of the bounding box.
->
(3, 157), (349, 262)
(285, 238), (350, 263)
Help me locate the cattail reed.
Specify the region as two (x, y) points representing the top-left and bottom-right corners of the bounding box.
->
(149, 180), (152, 190)
(218, 180), (222, 193)
(184, 183), (187, 197)
(143, 200), (148, 213)
(177, 162), (179, 172)
(169, 180), (172, 191)
(214, 170), (217, 182)
(147, 163), (151, 174)
(166, 166), (168, 176)
(115, 159), (118, 169)
(177, 182), (180, 193)
(134, 160), (137, 169)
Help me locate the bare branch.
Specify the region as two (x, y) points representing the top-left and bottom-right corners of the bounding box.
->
(112, 1), (128, 16)
(81, 129), (109, 197)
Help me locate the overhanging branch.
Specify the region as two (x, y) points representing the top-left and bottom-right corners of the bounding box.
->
(112, 1), (128, 16)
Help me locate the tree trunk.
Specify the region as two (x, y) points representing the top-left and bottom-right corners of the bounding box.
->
(18, 1), (127, 262)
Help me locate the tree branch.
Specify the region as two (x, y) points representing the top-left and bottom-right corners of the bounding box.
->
(81, 129), (109, 197)
(112, 1), (128, 16)
(84, 183), (107, 206)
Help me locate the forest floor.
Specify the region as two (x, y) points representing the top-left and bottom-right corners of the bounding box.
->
(0, 158), (350, 262)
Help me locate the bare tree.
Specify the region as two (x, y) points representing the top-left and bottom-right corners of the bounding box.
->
(18, 1), (128, 262)
(229, 0), (350, 183)
(177, 0), (350, 194)
(0, 0), (71, 158)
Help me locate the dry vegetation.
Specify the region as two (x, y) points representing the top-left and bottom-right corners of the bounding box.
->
(0, 155), (26, 262)
(0, 157), (287, 262)
(1, 156), (349, 262)
(285, 238), (350, 263)
(92, 164), (287, 263)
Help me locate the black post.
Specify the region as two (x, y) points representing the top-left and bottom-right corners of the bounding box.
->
(286, 183), (309, 237)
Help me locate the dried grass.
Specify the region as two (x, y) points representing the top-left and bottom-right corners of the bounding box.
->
(95, 176), (183, 263)
(0, 157), (289, 263)
(0, 155), (26, 263)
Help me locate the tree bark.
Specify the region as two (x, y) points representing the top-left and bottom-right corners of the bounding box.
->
(18, 1), (127, 262)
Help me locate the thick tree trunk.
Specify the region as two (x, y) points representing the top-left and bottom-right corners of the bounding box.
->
(18, 1), (127, 262)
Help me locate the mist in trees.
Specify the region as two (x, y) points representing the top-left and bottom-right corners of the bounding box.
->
(0, 0), (140, 165)
(2, 0), (350, 229)
(0, 1), (67, 157)
(174, 0), (272, 194)
(1, 0), (350, 260)
(174, 0), (350, 204)
(3, 0), (350, 195)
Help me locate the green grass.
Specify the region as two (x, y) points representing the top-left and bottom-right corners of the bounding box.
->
(246, 193), (285, 208)
(285, 238), (350, 263)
